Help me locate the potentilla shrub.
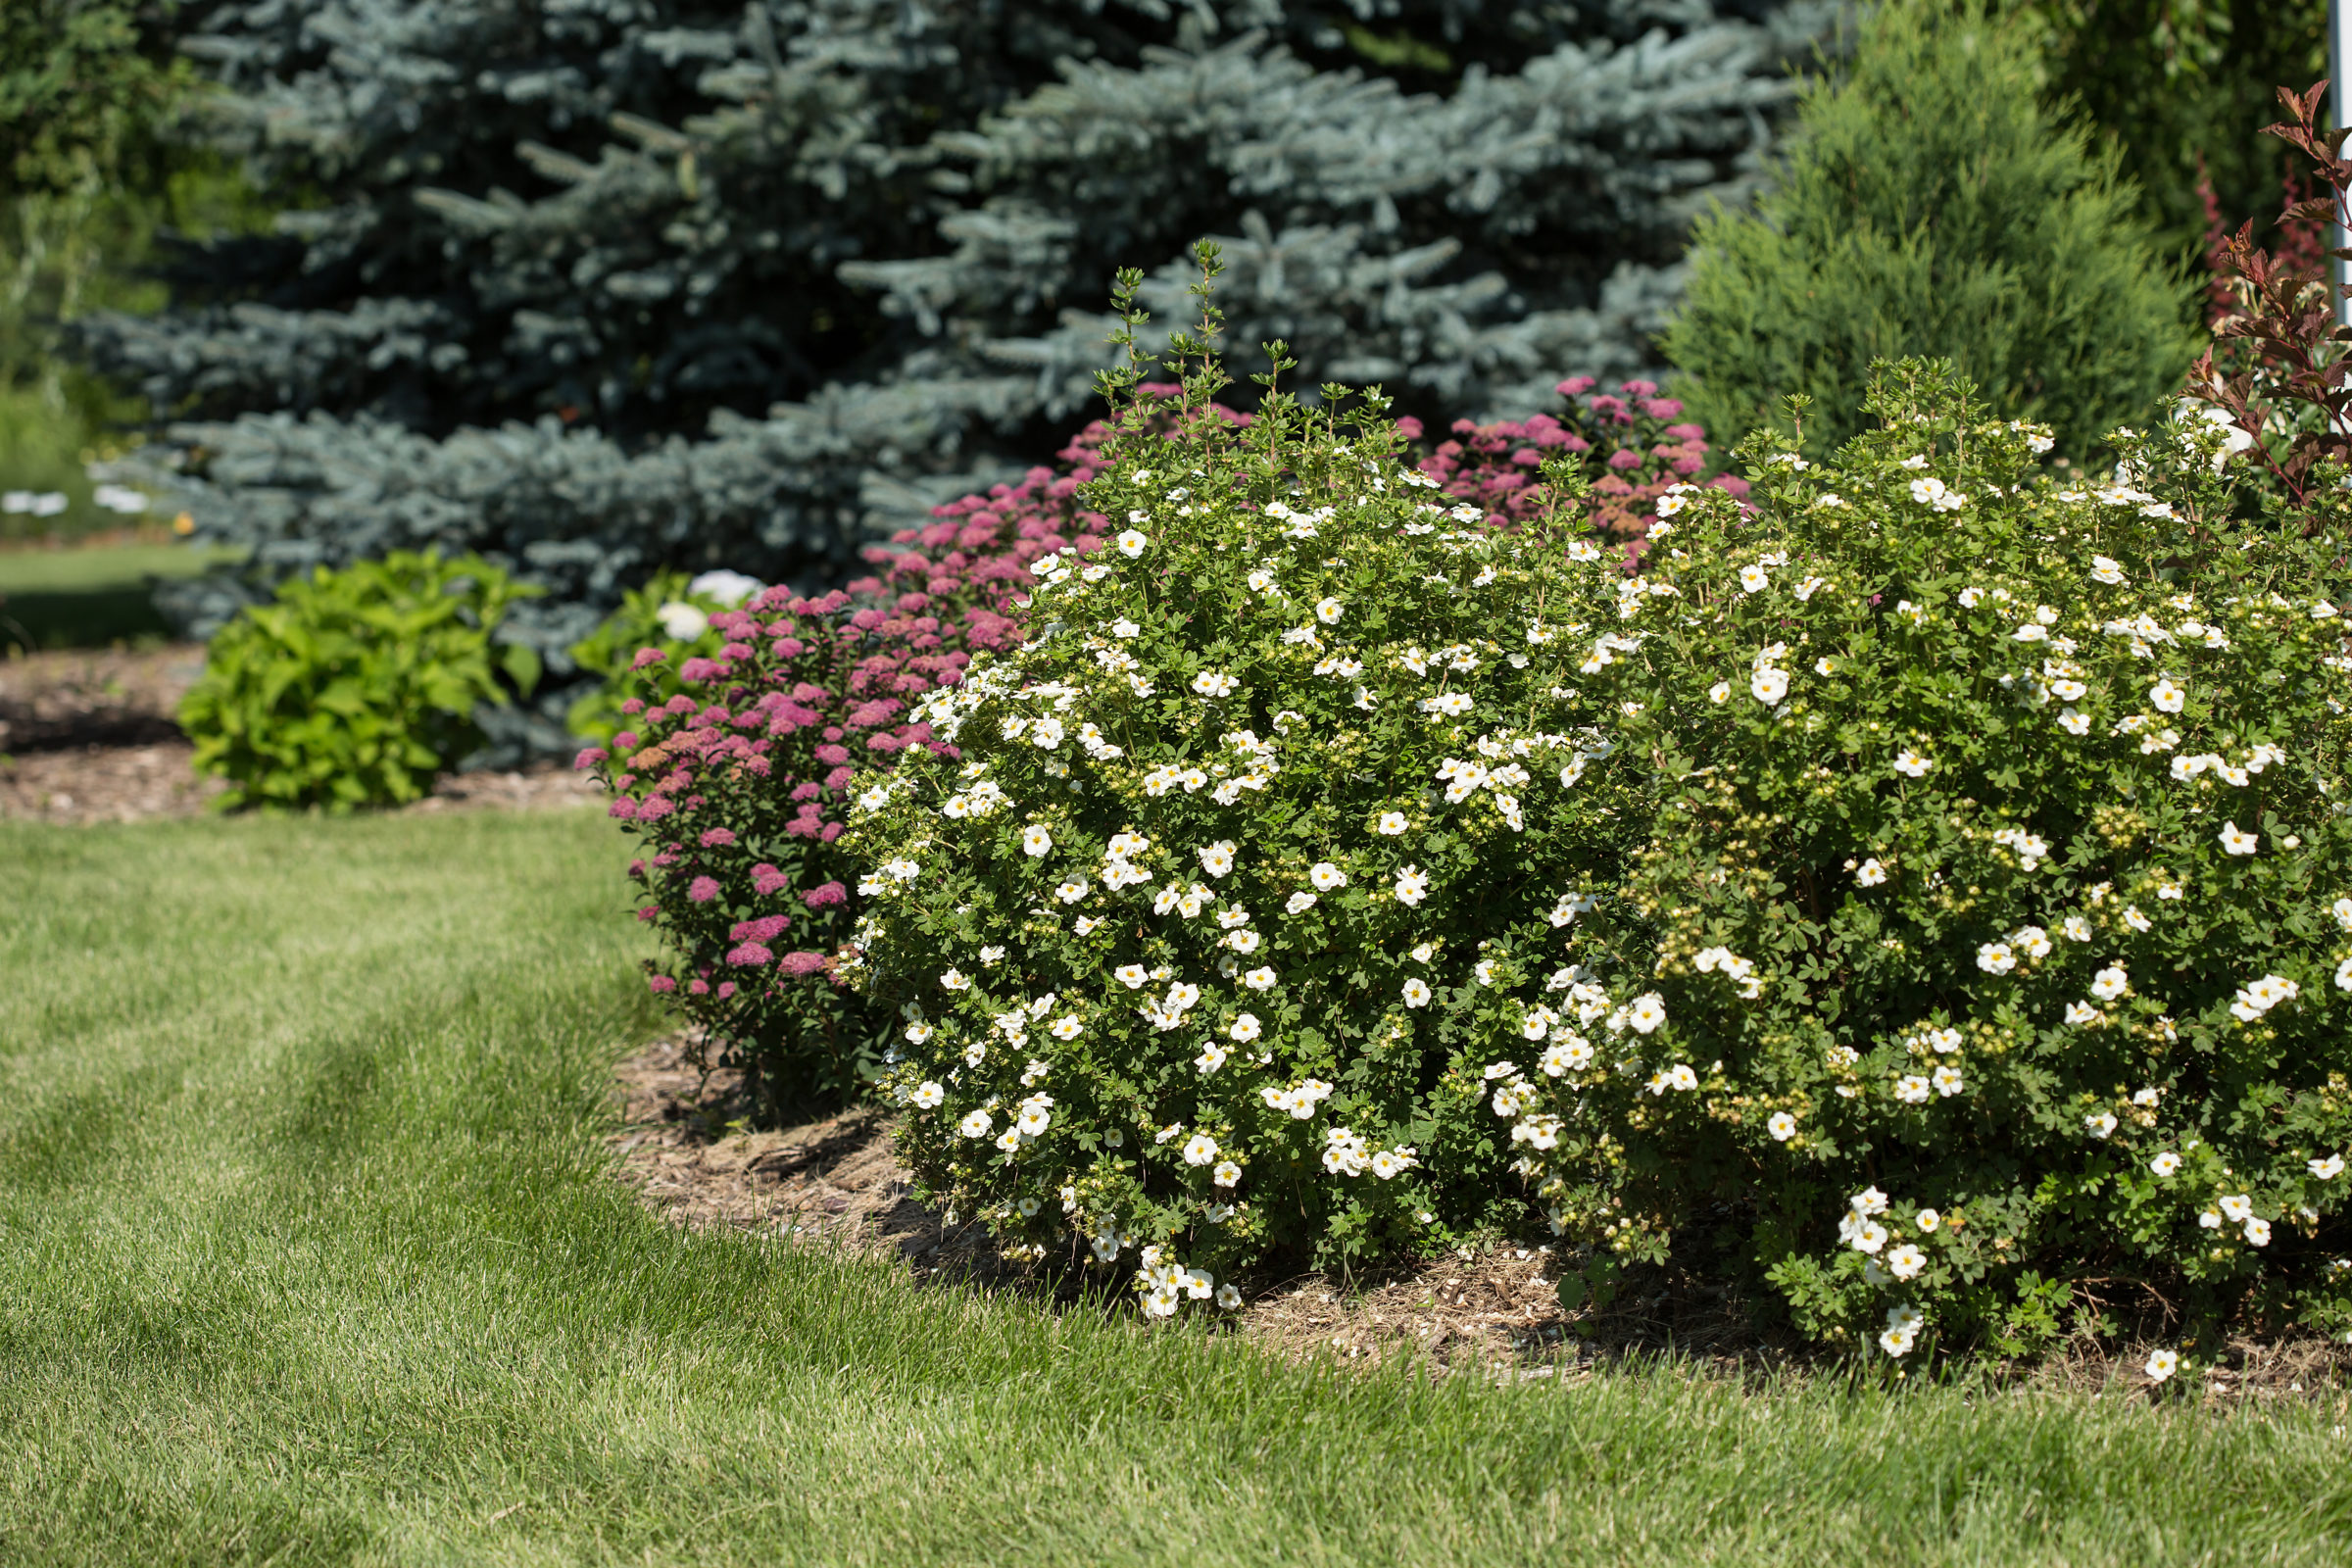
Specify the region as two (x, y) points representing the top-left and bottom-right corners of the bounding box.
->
(841, 353), (1649, 1314)
(1491, 358), (2352, 1359)
(1412, 377), (1747, 547)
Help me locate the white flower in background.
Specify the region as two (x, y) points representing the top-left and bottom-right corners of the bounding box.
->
(1117, 529), (1148, 557)
(1932, 1065), (1965, 1097)
(1709, 680), (1732, 704)
(1243, 967), (1276, 991)
(1309, 861), (1348, 892)
(2311, 1154), (2345, 1180)
(2218, 821), (2258, 856)
(1199, 841), (1236, 877)
(1740, 564), (1770, 593)
(91, 483), (150, 514)
(1768, 1111), (1797, 1141)
(1, 490), (68, 516)
(1111, 617), (1141, 639)
(939, 967), (971, 992)
(1887, 1245), (1927, 1280)
(1855, 858), (1887, 887)
(1193, 670), (1238, 698)
(1394, 865), (1431, 906)
(1377, 811), (1409, 835)
(911, 1082), (945, 1109)
(2084, 1111), (2119, 1139)
(686, 568), (763, 606)
(2244, 1216), (2273, 1247)
(1976, 942), (2017, 975)
(1423, 692), (1474, 718)
(1183, 1133), (1220, 1166)
(1228, 1012), (1261, 1042)
(958, 1109), (994, 1139)
(2059, 708), (2090, 736)
(1050, 1015), (1083, 1042)
(1315, 597), (1345, 623)
(2063, 916), (2091, 942)
(2149, 677), (2185, 713)
(1750, 667), (1789, 706)
(656, 601), (710, 641)
(1626, 994), (1667, 1034)
(1022, 825), (1054, 858)
(1285, 892), (1317, 916)
(1893, 749), (1933, 777)
(2145, 1348), (2179, 1382)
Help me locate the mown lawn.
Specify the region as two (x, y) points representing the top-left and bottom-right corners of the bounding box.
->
(4, 808), (2350, 1566)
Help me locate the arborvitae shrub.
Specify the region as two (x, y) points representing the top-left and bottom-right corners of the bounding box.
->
(1663, 0), (2198, 461)
(1494, 359), (2352, 1361)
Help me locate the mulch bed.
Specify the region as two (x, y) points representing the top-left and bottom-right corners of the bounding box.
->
(609, 1030), (2352, 1398)
(0, 643), (601, 823)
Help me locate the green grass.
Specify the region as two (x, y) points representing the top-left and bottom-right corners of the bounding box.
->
(0, 538), (242, 651)
(5, 810), (2352, 1566)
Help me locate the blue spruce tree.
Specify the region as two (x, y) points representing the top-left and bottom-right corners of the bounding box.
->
(79, 0), (1836, 755)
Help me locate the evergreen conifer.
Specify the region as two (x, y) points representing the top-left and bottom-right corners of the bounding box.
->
(74, 0), (1836, 754)
(1662, 0), (2197, 460)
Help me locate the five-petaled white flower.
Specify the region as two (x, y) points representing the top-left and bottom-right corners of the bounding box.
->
(1886, 1245), (1927, 1280)
(1022, 824), (1053, 858)
(1117, 529), (1148, 557)
(1768, 1110), (1798, 1141)
(2149, 677), (2185, 713)
(2312, 1155), (2346, 1180)
(1378, 810), (1409, 835)
(2145, 1348), (2179, 1382)
(1626, 993), (1668, 1034)
(1182, 1133), (1220, 1166)
(1229, 1012), (1261, 1042)
(1309, 861), (1348, 892)
(1213, 1162), (1243, 1190)
(2084, 1111), (2118, 1139)
(1855, 858), (1887, 887)
(2150, 1152), (2181, 1177)
(2219, 820), (2258, 856)
(1751, 667), (1789, 706)
(1402, 978), (1433, 1007)
(1244, 966), (1276, 991)
(1893, 749), (1933, 777)
(911, 1082), (945, 1109)
(1199, 841), (1236, 877)
(2089, 964), (2129, 1002)
(1740, 564), (1770, 594)
(1315, 597), (1344, 623)
(958, 1108), (994, 1139)
(1193, 669), (1238, 698)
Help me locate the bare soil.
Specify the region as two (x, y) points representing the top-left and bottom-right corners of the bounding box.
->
(0, 643), (601, 823)
(609, 1031), (2352, 1398)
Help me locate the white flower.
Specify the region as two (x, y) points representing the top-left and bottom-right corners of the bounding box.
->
(1708, 680), (1732, 704)
(1285, 892), (1318, 916)
(2064, 1002), (2099, 1026)
(1740, 564), (1770, 594)
(1199, 841), (1237, 877)
(2123, 906), (2151, 933)
(1243, 966), (1276, 991)
(2311, 1154), (2345, 1179)
(1022, 824), (1054, 858)
(1851, 1187), (1889, 1216)
(1216, 1283), (1244, 1309)
(2063, 916), (2091, 943)
(905, 1021), (934, 1045)
(1213, 1162), (1243, 1190)
(1192, 670), (1238, 698)
(1933, 1064), (1965, 1097)
(1182, 1133), (1220, 1166)
(2145, 1348), (2179, 1382)
(1893, 749), (1933, 778)
(2084, 1111), (2118, 1139)
(2244, 1216), (2273, 1247)
(2219, 821), (2258, 856)
(1909, 476), (1947, 505)
(1852, 1220), (1889, 1254)
(1402, 978), (1433, 1007)
(1394, 865), (1431, 906)
(1474, 960), (1499, 987)
(940, 968), (971, 992)
(2150, 1152), (2181, 1177)
(1423, 692), (1474, 718)
(2149, 678), (2185, 713)
(1626, 993), (1668, 1035)
(1315, 597), (1345, 624)
(958, 1109), (994, 1139)
(1117, 529), (1148, 557)
(1750, 667), (1789, 706)
(1976, 942), (2016, 975)
(1886, 1245), (1927, 1280)
(1895, 1075), (1932, 1103)
(1377, 811), (1409, 835)
(1309, 861), (1348, 892)
(1916, 1209), (1941, 1233)
(1768, 1111), (1797, 1141)
(656, 601), (710, 641)
(911, 1082), (945, 1109)
(1879, 1325), (1917, 1357)
(1228, 1012), (1261, 1043)
(1050, 1015), (1083, 1042)
(1855, 858), (1887, 888)
(1113, 964), (1149, 989)
(1016, 1101), (1053, 1137)
(2059, 708), (2090, 736)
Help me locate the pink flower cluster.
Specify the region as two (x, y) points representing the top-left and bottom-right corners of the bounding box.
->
(590, 377), (1716, 1097)
(1413, 377), (1746, 556)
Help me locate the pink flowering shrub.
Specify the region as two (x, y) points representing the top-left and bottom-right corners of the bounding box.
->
(1413, 376), (1744, 553)
(588, 378), (1706, 1106)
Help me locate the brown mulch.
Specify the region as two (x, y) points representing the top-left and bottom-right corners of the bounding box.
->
(608, 1031), (2352, 1397)
(0, 642), (603, 824)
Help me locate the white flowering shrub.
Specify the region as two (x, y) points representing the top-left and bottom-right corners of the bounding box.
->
(1495, 360), (2352, 1357)
(841, 313), (1648, 1313)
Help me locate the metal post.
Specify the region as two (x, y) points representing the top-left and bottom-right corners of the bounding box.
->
(2337, 0), (2352, 325)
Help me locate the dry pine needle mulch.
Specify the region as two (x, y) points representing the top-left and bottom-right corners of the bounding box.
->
(607, 1033), (2352, 1398)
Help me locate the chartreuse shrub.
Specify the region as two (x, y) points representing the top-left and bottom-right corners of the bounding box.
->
(179, 549), (539, 810)
(564, 568), (764, 747)
(841, 277), (1650, 1314)
(1490, 359), (2352, 1364)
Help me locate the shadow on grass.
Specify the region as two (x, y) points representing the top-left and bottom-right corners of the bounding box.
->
(0, 584), (177, 654)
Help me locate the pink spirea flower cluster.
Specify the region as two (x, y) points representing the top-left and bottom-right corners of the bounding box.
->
(590, 377), (1713, 1095)
(1412, 377), (1748, 555)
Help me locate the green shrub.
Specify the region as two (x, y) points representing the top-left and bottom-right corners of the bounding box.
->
(564, 568), (760, 747)
(842, 288), (1648, 1312)
(180, 550), (540, 810)
(1494, 359), (2352, 1359)
(1663, 0), (2198, 463)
